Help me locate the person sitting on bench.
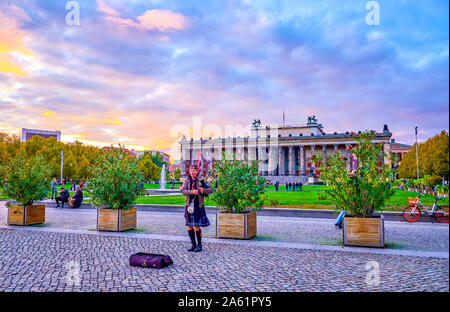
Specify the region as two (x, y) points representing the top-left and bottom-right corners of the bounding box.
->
(55, 187), (70, 208)
(68, 185), (83, 208)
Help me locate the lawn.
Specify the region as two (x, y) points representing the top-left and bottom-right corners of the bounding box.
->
(3, 184), (448, 211)
(144, 183), (182, 189)
(135, 187), (449, 211)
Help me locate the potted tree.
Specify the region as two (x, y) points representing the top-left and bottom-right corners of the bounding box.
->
(210, 154), (266, 239)
(1, 153), (51, 225)
(313, 131), (397, 248)
(87, 148), (144, 232)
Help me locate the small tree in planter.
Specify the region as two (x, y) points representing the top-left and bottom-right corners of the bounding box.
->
(1, 153), (51, 225)
(209, 154), (266, 239)
(87, 148), (144, 231)
(313, 131), (397, 247)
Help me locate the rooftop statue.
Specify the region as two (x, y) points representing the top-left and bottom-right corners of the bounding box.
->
(307, 116), (318, 124)
(252, 119), (261, 127)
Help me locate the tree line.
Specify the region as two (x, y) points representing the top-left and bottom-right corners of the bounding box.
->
(0, 132), (176, 182)
(398, 130), (449, 181)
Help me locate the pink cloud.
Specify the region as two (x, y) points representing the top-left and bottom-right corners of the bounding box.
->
(105, 9), (191, 33)
(96, 0), (120, 17)
(136, 10), (191, 32)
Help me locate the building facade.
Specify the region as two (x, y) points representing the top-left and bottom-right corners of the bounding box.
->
(179, 118), (393, 183)
(21, 128), (61, 142)
(384, 139), (412, 171)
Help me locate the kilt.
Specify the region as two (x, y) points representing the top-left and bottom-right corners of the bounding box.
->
(185, 196), (210, 227)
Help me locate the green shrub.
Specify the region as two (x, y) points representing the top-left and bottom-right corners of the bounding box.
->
(393, 178), (405, 187)
(0, 153), (51, 206)
(87, 149), (144, 210)
(436, 184), (449, 194)
(313, 131), (397, 217)
(209, 153), (266, 213)
(426, 175), (442, 189)
(266, 199), (280, 207)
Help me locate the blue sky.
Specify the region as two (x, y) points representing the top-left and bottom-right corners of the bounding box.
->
(0, 0), (448, 155)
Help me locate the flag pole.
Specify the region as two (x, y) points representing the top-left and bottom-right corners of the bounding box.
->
(415, 126), (419, 180)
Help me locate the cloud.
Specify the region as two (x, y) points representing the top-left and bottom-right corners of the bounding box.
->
(0, 0), (448, 154)
(96, 0), (120, 16)
(105, 9), (191, 33)
(0, 7), (33, 76)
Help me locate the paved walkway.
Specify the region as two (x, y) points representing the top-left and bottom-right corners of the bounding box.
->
(0, 202), (448, 292)
(0, 227), (448, 292)
(1, 204), (448, 252)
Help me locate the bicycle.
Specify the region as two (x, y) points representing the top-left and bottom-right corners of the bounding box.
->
(402, 193), (449, 223)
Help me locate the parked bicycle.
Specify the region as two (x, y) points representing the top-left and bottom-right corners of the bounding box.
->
(402, 193), (449, 223)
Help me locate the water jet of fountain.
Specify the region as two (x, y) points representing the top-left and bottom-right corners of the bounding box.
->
(159, 164), (166, 190)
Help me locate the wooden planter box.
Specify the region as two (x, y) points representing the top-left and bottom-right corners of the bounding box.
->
(97, 207), (136, 232)
(8, 205), (45, 225)
(343, 215), (385, 248)
(216, 211), (257, 239)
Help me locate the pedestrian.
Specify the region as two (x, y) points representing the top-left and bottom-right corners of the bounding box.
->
(55, 187), (70, 208)
(299, 181), (303, 191)
(181, 165), (213, 252)
(275, 181), (279, 191)
(68, 185), (83, 208)
(50, 178), (58, 200)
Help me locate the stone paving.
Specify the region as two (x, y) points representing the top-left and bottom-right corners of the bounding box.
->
(0, 201), (448, 292)
(0, 227), (448, 292)
(1, 203), (448, 252)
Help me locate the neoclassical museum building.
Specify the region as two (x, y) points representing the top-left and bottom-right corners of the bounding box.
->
(179, 117), (404, 183)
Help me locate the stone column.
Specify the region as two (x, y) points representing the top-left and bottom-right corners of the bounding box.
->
(322, 145), (327, 165)
(278, 147), (284, 176)
(268, 146), (278, 176)
(248, 144), (256, 163)
(310, 145), (316, 173)
(345, 144), (351, 171)
(299, 145), (305, 175)
(288, 146), (294, 175)
(333, 144), (339, 154)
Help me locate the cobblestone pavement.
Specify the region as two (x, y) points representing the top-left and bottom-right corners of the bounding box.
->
(0, 227), (448, 292)
(0, 203), (448, 252)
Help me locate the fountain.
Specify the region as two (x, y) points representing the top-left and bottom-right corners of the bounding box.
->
(159, 164), (166, 190)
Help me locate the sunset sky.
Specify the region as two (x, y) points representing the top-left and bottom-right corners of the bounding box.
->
(0, 0), (448, 159)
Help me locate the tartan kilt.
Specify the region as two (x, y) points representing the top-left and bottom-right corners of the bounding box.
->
(184, 203), (210, 227)
(185, 214), (210, 227)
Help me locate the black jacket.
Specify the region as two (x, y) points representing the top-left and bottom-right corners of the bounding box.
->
(60, 190), (70, 199)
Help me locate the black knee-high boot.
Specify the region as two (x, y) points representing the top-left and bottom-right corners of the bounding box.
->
(188, 229), (196, 251)
(194, 229), (202, 252)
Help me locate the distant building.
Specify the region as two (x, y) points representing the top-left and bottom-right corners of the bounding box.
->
(179, 117), (394, 183)
(21, 128), (61, 142)
(168, 164), (181, 172)
(130, 150), (170, 163)
(385, 139), (412, 169)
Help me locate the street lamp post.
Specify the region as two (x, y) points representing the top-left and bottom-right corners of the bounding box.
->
(61, 150), (64, 183)
(415, 126), (419, 180)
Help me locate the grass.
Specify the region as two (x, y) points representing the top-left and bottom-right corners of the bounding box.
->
(313, 237), (343, 246)
(385, 241), (412, 250)
(135, 187), (449, 211)
(29, 222), (54, 227)
(3, 184), (449, 211)
(144, 183), (181, 189)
